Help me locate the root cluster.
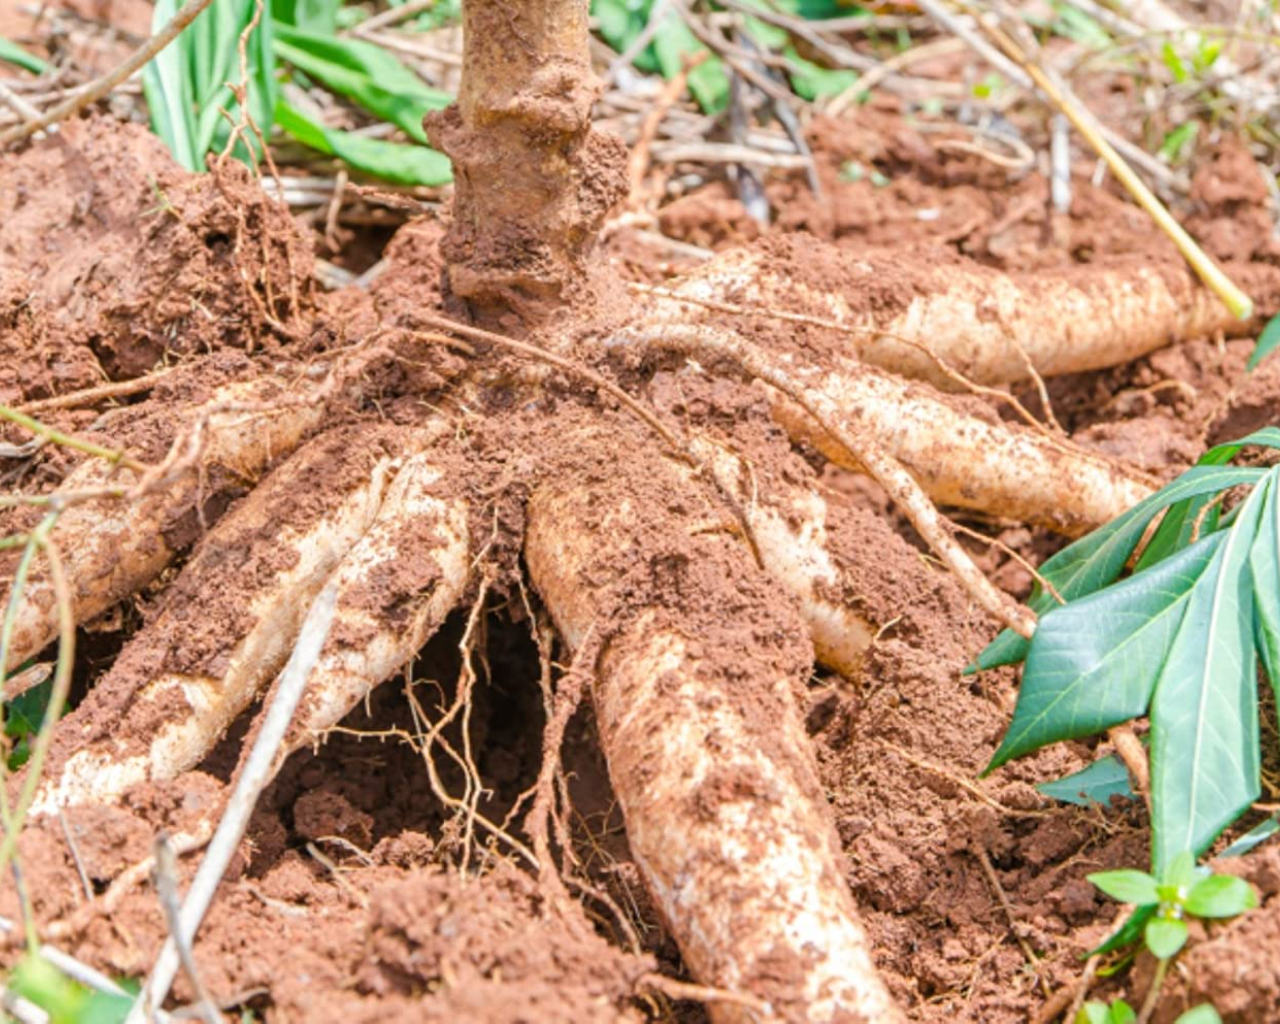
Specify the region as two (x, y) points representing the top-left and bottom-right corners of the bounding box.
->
(3, 118), (1278, 1024)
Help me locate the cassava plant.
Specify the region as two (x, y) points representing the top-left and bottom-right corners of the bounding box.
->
(6, 1), (1280, 1022)
(980, 425), (1280, 874)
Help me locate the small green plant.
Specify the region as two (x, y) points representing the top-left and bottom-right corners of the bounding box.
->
(1090, 852), (1256, 961)
(7, 954), (135, 1024)
(977, 427), (1280, 873)
(1076, 1000), (1223, 1024)
(1075, 999), (1134, 1024)
(1075, 854), (1252, 1023)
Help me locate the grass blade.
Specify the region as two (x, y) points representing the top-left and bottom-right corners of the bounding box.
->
(274, 25), (448, 143)
(1246, 313), (1280, 371)
(0, 39), (47, 75)
(143, 0), (200, 170)
(275, 99), (452, 185)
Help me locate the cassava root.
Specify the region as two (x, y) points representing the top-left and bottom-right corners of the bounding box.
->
(642, 238), (1280, 388)
(10, 160), (1267, 1024)
(763, 364), (1156, 536)
(2, 376), (325, 673)
(526, 417), (903, 1024)
(28, 424), (470, 815)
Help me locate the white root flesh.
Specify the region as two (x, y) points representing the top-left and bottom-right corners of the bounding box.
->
(526, 423), (903, 1024)
(764, 368), (1156, 536)
(281, 450), (471, 753)
(3, 377), (324, 672)
(644, 242), (1275, 387)
(30, 425), (434, 815)
(689, 435), (876, 677)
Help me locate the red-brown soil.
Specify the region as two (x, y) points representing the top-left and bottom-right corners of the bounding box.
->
(2, 91), (1280, 1024)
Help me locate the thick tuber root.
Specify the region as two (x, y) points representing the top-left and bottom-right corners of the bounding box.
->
(2, 376), (323, 672)
(526, 415), (903, 1024)
(280, 448), (470, 753)
(28, 425), (462, 814)
(643, 237), (1280, 387)
(764, 365), (1156, 536)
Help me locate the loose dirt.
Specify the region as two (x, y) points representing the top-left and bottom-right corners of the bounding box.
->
(3, 94), (1280, 1024)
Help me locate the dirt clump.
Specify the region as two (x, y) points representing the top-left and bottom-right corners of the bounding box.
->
(0, 117), (313, 402)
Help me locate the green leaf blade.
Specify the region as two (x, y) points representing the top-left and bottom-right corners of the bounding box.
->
(1150, 483), (1269, 873)
(1247, 313), (1280, 371)
(1174, 1006), (1223, 1024)
(1184, 875), (1256, 918)
(1037, 754), (1135, 807)
(274, 25), (450, 143)
(275, 100), (452, 186)
(1144, 916), (1189, 959)
(1087, 869), (1160, 906)
(989, 532), (1225, 769)
(0, 38), (48, 74)
(973, 465), (1265, 672)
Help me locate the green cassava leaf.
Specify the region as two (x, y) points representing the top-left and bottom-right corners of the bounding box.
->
(1037, 753), (1135, 807)
(0, 38), (48, 74)
(1149, 480), (1269, 873)
(988, 531), (1226, 769)
(275, 100), (452, 185)
(1184, 874), (1256, 918)
(1251, 480), (1280, 702)
(1247, 313), (1280, 371)
(973, 465), (1266, 671)
(1144, 916), (1188, 958)
(1200, 427), (1280, 465)
(1137, 430), (1280, 578)
(1087, 869), (1160, 906)
(1133, 491), (1222, 572)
